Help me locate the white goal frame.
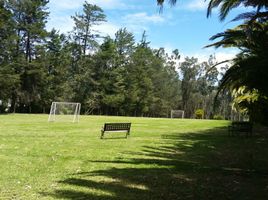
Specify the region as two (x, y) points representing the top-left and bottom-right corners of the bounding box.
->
(171, 110), (185, 119)
(48, 102), (81, 123)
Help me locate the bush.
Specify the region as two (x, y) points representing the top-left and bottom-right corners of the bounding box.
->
(195, 109), (204, 119)
(213, 114), (224, 120)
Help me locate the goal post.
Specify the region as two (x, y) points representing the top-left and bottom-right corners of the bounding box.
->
(171, 110), (185, 119)
(48, 102), (81, 122)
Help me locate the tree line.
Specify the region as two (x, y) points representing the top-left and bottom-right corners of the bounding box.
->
(158, 0), (268, 125)
(0, 0), (233, 118)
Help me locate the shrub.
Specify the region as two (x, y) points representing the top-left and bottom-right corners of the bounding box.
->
(195, 109), (204, 119)
(213, 114), (224, 120)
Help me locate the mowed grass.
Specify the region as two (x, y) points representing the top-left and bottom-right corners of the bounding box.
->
(0, 114), (268, 199)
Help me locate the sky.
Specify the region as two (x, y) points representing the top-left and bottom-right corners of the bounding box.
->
(46, 0), (244, 63)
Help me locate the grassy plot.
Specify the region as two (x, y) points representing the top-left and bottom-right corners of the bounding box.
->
(0, 114), (268, 199)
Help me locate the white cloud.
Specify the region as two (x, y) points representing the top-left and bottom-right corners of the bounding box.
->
(214, 51), (236, 62)
(95, 23), (121, 38)
(181, 50), (236, 64)
(151, 43), (176, 55)
(118, 12), (166, 35)
(48, 0), (130, 11)
(186, 0), (207, 11)
(87, 0), (128, 10)
(48, 0), (84, 10)
(46, 15), (120, 37)
(124, 12), (165, 24)
(46, 15), (74, 33)
(174, 0), (208, 12)
(179, 49), (237, 74)
(46, 0), (125, 34)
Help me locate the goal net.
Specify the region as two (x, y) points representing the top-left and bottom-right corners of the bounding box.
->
(171, 110), (185, 119)
(48, 102), (81, 122)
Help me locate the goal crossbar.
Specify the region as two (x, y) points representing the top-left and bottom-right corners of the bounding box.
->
(48, 102), (81, 123)
(171, 110), (185, 119)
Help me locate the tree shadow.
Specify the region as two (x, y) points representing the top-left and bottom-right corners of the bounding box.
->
(42, 127), (268, 200)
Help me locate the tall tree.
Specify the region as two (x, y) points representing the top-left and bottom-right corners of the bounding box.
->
(114, 28), (135, 67)
(0, 1), (19, 112)
(71, 1), (106, 55)
(3, 0), (49, 112)
(180, 57), (199, 117)
(157, 0), (268, 123)
(115, 28), (135, 56)
(207, 21), (268, 123)
(9, 0), (49, 62)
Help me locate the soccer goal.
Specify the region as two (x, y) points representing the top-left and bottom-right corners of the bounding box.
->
(48, 102), (81, 122)
(171, 110), (185, 119)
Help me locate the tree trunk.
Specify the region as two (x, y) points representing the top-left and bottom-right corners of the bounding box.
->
(26, 32), (31, 62)
(10, 90), (17, 113)
(83, 23), (90, 55)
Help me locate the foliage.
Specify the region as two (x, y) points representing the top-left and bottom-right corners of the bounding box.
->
(157, 0), (268, 124)
(157, 0), (268, 22)
(71, 2), (106, 55)
(0, 1), (230, 118)
(195, 109), (204, 119)
(213, 114), (224, 120)
(208, 21), (268, 124)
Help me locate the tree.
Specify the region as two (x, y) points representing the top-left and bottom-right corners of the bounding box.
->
(2, 0), (49, 112)
(0, 1), (20, 112)
(8, 0), (49, 62)
(37, 29), (69, 112)
(150, 48), (181, 117)
(180, 57), (199, 117)
(115, 28), (135, 57)
(157, 0), (268, 21)
(196, 55), (219, 118)
(206, 0), (268, 21)
(207, 21), (268, 123)
(71, 1), (106, 55)
(114, 28), (135, 67)
(157, 0), (268, 123)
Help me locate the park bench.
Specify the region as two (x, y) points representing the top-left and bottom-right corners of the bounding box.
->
(100, 123), (131, 139)
(228, 121), (253, 136)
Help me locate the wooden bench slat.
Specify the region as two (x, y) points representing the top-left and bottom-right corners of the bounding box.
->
(228, 121), (253, 136)
(101, 123), (131, 139)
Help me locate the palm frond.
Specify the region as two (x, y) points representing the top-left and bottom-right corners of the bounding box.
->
(157, 0), (177, 6)
(157, 0), (165, 6)
(168, 0), (177, 6)
(205, 27), (248, 48)
(207, 0), (222, 18)
(217, 54), (268, 97)
(232, 11), (268, 22)
(231, 12), (257, 22)
(219, 0), (241, 21)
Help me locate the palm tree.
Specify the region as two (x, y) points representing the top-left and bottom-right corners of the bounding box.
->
(207, 0), (268, 21)
(206, 21), (268, 123)
(157, 0), (268, 21)
(206, 21), (268, 95)
(157, 0), (268, 123)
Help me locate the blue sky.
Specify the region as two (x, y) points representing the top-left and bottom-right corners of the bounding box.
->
(46, 0), (244, 62)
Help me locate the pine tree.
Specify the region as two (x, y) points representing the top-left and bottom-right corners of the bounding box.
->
(0, 1), (20, 112)
(7, 0), (49, 112)
(71, 2), (106, 55)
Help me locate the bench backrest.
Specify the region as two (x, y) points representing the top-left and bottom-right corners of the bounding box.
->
(231, 121), (252, 129)
(104, 123), (131, 131)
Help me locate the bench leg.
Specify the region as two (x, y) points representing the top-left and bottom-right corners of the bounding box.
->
(228, 126), (233, 136)
(100, 130), (104, 139)
(126, 130), (130, 138)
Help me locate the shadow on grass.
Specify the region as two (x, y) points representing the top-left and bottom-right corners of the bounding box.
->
(42, 127), (268, 200)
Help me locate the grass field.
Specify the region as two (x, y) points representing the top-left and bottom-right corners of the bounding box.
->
(0, 114), (268, 199)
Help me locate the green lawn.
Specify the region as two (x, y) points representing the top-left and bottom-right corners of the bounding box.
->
(0, 114), (268, 199)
